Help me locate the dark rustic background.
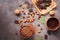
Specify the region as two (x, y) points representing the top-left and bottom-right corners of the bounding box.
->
(0, 0), (60, 40)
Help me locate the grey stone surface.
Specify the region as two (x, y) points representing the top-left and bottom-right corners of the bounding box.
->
(0, 0), (60, 40)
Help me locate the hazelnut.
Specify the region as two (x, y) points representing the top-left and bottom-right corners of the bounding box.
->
(49, 11), (55, 16)
(26, 16), (30, 18)
(26, 19), (30, 22)
(15, 9), (20, 14)
(29, 18), (35, 23)
(19, 4), (22, 7)
(31, 13), (35, 18)
(24, 20), (27, 23)
(18, 20), (22, 25)
(37, 29), (41, 33)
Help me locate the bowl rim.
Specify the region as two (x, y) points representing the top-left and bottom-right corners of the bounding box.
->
(46, 17), (60, 31)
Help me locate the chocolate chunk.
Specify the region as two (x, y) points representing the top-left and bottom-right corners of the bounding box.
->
(16, 32), (18, 35)
(41, 28), (43, 30)
(28, 13), (30, 15)
(15, 20), (18, 24)
(23, 16), (25, 19)
(44, 34), (48, 39)
(23, 13), (26, 15)
(29, 8), (33, 12)
(38, 24), (40, 27)
(16, 14), (21, 17)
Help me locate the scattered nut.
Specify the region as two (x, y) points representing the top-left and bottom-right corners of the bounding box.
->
(49, 10), (55, 16)
(15, 9), (20, 14)
(26, 16), (30, 18)
(19, 4), (23, 7)
(20, 24), (23, 27)
(44, 34), (48, 39)
(37, 29), (41, 33)
(29, 18), (35, 23)
(24, 20), (27, 23)
(18, 20), (22, 25)
(15, 9), (21, 16)
(32, 14), (35, 18)
(26, 19), (30, 22)
(31, 13), (35, 18)
(21, 5), (24, 9)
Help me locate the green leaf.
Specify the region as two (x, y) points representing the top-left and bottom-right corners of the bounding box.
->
(40, 16), (45, 24)
(38, 36), (42, 40)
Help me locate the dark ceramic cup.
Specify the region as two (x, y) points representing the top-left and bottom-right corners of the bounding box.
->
(47, 18), (60, 31)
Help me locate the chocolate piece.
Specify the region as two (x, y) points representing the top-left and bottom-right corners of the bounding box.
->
(41, 28), (43, 30)
(44, 34), (48, 39)
(29, 8), (33, 12)
(22, 16), (25, 19)
(16, 14), (21, 17)
(23, 13), (26, 15)
(38, 24), (40, 27)
(16, 32), (18, 35)
(15, 20), (18, 24)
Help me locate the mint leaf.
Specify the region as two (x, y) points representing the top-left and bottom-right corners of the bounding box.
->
(40, 16), (45, 24)
(38, 36), (42, 40)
